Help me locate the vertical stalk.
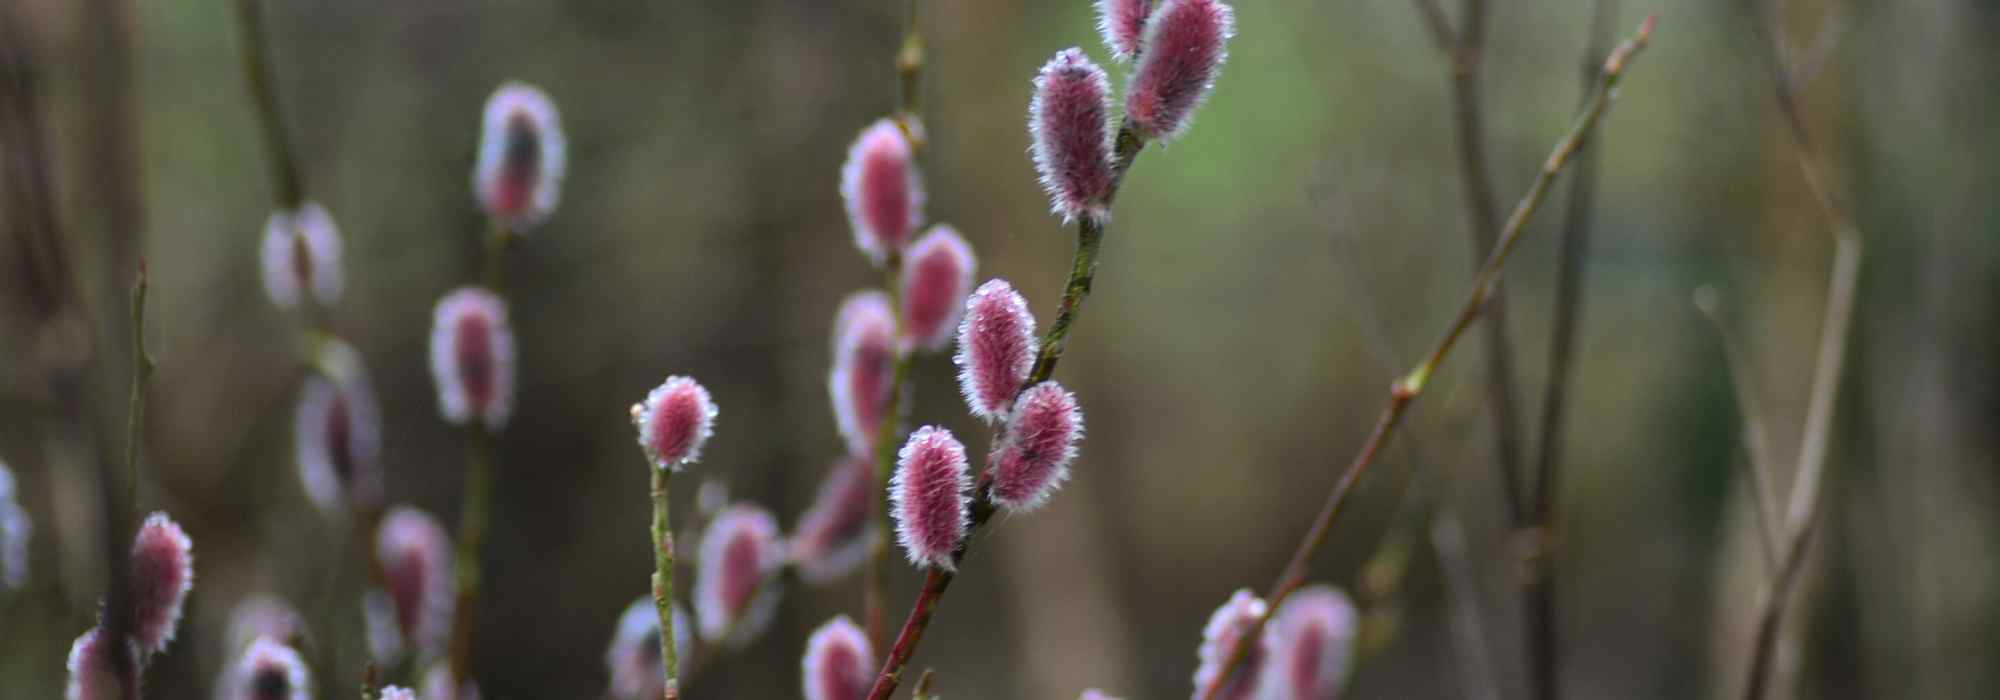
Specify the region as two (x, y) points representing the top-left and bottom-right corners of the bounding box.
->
(447, 429), (492, 686)
(232, 0), (303, 209)
(1522, 2), (1617, 697)
(650, 467), (681, 700)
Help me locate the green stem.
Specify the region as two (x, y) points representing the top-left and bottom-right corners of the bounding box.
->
(447, 428), (491, 688)
(651, 466), (681, 700)
(232, 0), (303, 209)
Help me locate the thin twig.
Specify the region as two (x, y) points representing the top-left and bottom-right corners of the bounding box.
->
(1522, 1), (1617, 696)
(233, 0), (303, 209)
(864, 123), (1148, 700)
(1693, 287), (1783, 565)
(1196, 20), (1657, 700)
(1739, 4), (1863, 690)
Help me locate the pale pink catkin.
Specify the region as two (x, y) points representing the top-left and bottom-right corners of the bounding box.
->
(1096, 0), (1154, 60)
(1030, 48), (1117, 223)
(694, 504), (783, 649)
(473, 82), (566, 230)
(1191, 589), (1269, 700)
(954, 279), (1038, 421)
(633, 375), (718, 470)
(988, 381), (1085, 512)
(1125, 0), (1236, 142)
(129, 511), (194, 655)
(428, 287), (516, 431)
(889, 426), (972, 570)
(899, 226), (977, 352)
(801, 615), (874, 700)
(839, 119), (925, 265)
(1265, 585), (1360, 700)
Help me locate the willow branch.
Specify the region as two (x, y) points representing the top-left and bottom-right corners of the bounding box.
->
(1196, 20), (1656, 700)
(1740, 9), (1862, 693)
(233, 0), (303, 209)
(865, 123), (1148, 700)
(866, 253), (909, 649)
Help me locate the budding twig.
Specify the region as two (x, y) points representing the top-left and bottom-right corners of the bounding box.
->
(1195, 18), (1656, 700)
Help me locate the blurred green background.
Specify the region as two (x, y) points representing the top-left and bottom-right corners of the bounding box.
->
(3, 0), (1998, 697)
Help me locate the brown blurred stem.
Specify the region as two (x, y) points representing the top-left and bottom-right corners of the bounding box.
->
(449, 222), (515, 689)
(1522, 1), (1617, 697)
(1414, 0), (1530, 527)
(1740, 5), (1862, 697)
(864, 123), (1147, 700)
(233, 0), (303, 209)
(1195, 19), (1656, 700)
(865, 253), (906, 650)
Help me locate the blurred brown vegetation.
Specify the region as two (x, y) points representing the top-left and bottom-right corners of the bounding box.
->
(3, 0), (1998, 698)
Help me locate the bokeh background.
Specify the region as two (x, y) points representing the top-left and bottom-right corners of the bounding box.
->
(4, 0), (1998, 697)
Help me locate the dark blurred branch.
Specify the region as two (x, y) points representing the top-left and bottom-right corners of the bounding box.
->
(450, 221), (516, 689)
(1196, 20), (1656, 700)
(233, 0), (304, 209)
(865, 122), (1148, 700)
(1740, 3), (1863, 696)
(1432, 510), (1503, 700)
(1522, 1), (1617, 697)
(893, 0), (925, 151)
(1438, 0), (1531, 535)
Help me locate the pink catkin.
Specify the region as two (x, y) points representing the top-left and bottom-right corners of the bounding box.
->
(988, 381), (1085, 512)
(1096, 0), (1154, 59)
(633, 376), (718, 470)
(295, 366), (383, 514)
(473, 82), (566, 230)
(840, 119), (925, 265)
(375, 506), (453, 659)
(380, 688), (417, 700)
(224, 636), (312, 700)
(65, 627), (136, 700)
(829, 293), (898, 454)
(1191, 589), (1269, 700)
(801, 615), (874, 700)
(606, 596), (690, 700)
(1030, 48), (1117, 223)
(1125, 0), (1235, 142)
(788, 456), (876, 584)
(899, 226), (977, 352)
(954, 279), (1038, 421)
(695, 505), (783, 648)
(1266, 585), (1359, 700)
(428, 287), (516, 431)
(258, 202), (343, 309)
(889, 426), (971, 570)
(130, 511), (193, 655)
